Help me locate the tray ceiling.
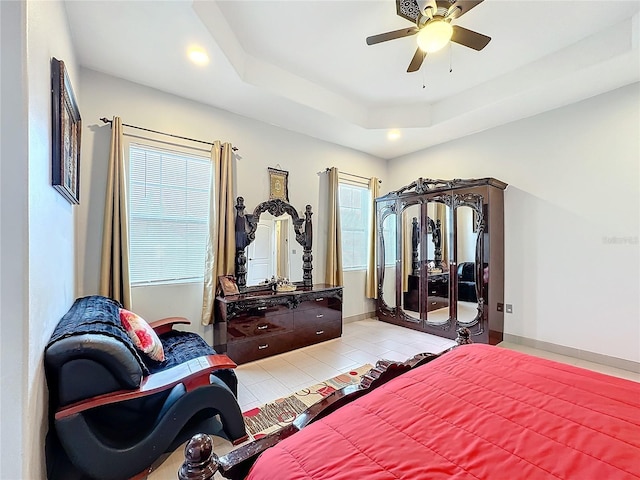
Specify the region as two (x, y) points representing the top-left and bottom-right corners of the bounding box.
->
(64, 1), (640, 159)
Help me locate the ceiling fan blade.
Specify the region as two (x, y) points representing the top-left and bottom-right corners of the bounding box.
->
(366, 27), (419, 45)
(451, 25), (491, 51)
(407, 47), (427, 73)
(444, 0), (484, 20)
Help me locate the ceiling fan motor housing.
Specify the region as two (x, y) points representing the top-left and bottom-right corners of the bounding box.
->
(416, 0), (437, 17)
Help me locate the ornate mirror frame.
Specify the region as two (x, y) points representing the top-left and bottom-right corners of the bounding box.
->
(452, 192), (485, 331)
(375, 201), (397, 320)
(234, 196), (313, 291)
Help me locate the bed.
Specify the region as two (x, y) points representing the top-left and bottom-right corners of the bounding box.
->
(179, 343), (640, 480)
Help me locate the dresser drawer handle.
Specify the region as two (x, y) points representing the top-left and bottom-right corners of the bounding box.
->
(315, 298), (324, 302)
(430, 290), (437, 294)
(315, 330), (324, 335)
(258, 344), (269, 350)
(431, 302), (437, 305)
(316, 314), (324, 318)
(257, 324), (269, 330)
(257, 306), (267, 310)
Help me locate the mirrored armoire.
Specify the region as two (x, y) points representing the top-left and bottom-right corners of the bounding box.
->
(376, 178), (507, 344)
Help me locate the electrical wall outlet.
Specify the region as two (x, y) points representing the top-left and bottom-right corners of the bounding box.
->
(506, 304), (513, 314)
(497, 303), (504, 312)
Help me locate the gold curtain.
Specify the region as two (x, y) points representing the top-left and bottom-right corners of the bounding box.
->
(99, 117), (131, 308)
(201, 141), (236, 326)
(365, 177), (379, 299)
(325, 167), (343, 286)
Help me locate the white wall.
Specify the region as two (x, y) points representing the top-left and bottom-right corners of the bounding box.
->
(0, 1), (79, 479)
(387, 83), (640, 362)
(457, 207), (475, 264)
(0, 3), (29, 478)
(25, 1), (79, 478)
(77, 69), (386, 340)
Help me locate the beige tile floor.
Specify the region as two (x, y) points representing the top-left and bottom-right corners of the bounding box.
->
(150, 318), (639, 479)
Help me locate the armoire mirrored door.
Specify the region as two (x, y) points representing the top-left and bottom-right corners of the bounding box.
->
(375, 178), (507, 345)
(376, 198), (398, 325)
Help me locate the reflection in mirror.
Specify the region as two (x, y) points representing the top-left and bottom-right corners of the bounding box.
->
(380, 211), (397, 308)
(234, 196), (312, 290)
(401, 204), (421, 319)
(425, 200), (451, 325)
(246, 213), (303, 286)
(456, 205), (480, 324)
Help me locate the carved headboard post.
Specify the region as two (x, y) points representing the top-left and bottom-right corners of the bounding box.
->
(303, 205), (313, 287)
(234, 197), (249, 291)
(178, 433), (218, 480)
(411, 216), (419, 276)
(433, 218), (442, 268)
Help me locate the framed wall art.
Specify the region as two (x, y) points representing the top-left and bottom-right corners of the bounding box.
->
(218, 275), (239, 296)
(268, 167), (289, 202)
(51, 57), (81, 204)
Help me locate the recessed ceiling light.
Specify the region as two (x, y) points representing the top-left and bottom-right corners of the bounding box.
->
(188, 46), (209, 66)
(388, 130), (401, 141)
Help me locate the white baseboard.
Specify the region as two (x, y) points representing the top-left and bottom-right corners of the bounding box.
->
(503, 333), (640, 373)
(343, 312), (376, 324)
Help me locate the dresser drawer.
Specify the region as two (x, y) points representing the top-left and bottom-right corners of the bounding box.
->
(426, 298), (448, 312)
(227, 312), (293, 341)
(428, 276), (449, 298)
(293, 306), (341, 328)
(227, 333), (292, 364)
(295, 318), (342, 347)
(297, 295), (341, 311)
(242, 303), (289, 318)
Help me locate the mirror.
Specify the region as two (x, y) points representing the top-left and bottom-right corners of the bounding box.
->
(401, 204), (421, 320)
(246, 213), (303, 286)
(375, 178), (502, 343)
(379, 207), (397, 309)
(456, 203), (482, 325)
(234, 197), (312, 291)
(425, 199), (451, 326)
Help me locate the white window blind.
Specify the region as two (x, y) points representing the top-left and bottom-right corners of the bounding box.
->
(338, 182), (370, 271)
(128, 144), (212, 285)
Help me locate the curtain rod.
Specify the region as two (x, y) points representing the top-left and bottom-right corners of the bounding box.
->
(100, 117), (238, 151)
(318, 168), (382, 183)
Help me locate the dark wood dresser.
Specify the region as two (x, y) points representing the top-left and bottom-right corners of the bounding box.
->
(214, 284), (343, 364)
(403, 273), (449, 312)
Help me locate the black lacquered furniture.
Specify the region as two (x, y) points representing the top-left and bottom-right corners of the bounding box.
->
(44, 295), (247, 480)
(214, 284), (343, 364)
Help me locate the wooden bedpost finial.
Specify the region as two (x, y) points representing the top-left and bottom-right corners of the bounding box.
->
(178, 433), (219, 480)
(455, 327), (472, 345)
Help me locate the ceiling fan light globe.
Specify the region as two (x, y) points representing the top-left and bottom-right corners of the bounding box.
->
(417, 20), (453, 53)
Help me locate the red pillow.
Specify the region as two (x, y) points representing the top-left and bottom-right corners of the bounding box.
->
(119, 308), (165, 362)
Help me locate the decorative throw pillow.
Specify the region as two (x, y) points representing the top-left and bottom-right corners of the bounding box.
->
(119, 308), (165, 362)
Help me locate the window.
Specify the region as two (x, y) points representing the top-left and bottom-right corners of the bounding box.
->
(339, 182), (370, 270)
(129, 144), (212, 285)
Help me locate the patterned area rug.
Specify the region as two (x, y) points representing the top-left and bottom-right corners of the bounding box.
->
(243, 364), (374, 439)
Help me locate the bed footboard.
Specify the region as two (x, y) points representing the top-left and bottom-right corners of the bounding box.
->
(179, 328), (471, 480)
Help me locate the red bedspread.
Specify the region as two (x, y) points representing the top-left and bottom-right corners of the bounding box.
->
(246, 344), (640, 479)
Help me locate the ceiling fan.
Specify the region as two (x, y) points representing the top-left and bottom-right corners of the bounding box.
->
(366, 0), (491, 73)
